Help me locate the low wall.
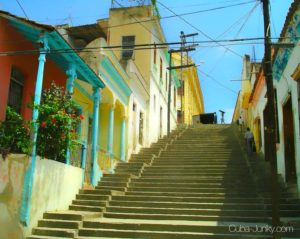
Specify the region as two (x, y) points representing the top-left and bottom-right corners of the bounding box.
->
(0, 154), (83, 238)
(0, 154), (29, 239)
(28, 157), (83, 235)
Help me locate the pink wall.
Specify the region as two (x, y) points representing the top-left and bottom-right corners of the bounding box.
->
(0, 18), (67, 121)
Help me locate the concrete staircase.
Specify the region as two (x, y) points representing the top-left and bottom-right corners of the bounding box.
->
(27, 125), (300, 238)
(27, 128), (183, 239)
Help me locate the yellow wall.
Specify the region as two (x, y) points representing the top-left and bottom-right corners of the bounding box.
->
(172, 53), (204, 124)
(107, 6), (153, 82)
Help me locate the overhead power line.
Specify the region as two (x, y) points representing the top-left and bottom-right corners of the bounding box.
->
(15, 0), (29, 20)
(157, 1), (244, 58)
(198, 69), (238, 95)
(113, 0), (162, 42)
(0, 36), (298, 56)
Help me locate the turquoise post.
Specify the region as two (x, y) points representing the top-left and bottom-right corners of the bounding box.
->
(120, 116), (126, 161)
(65, 65), (77, 164)
(90, 87), (102, 186)
(20, 36), (49, 226)
(81, 140), (87, 186)
(107, 105), (115, 172)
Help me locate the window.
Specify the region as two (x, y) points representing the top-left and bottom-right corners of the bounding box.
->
(8, 67), (24, 113)
(153, 46), (157, 64)
(122, 35), (135, 60)
(159, 57), (163, 79)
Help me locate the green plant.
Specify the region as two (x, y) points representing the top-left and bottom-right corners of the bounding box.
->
(0, 106), (30, 159)
(35, 82), (82, 162)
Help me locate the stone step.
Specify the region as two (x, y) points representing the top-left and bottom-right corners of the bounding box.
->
(77, 228), (272, 239)
(38, 219), (81, 229)
(72, 199), (107, 207)
(151, 161), (247, 166)
(105, 206), (267, 217)
(76, 194), (110, 201)
(130, 177), (254, 184)
(140, 172), (251, 177)
(95, 186), (126, 191)
(142, 168), (250, 174)
(98, 182), (128, 187)
(102, 173), (131, 179)
(108, 200), (265, 210)
(69, 204), (104, 212)
(81, 221), (274, 237)
(27, 236), (72, 239)
(127, 186), (256, 195)
(125, 191), (260, 198)
(79, 189), (115, 195)
(43, 212), (84, 221)
(128, 182), (255, 189)
(32, 227), (75, 238)
(111, 195), (265, 204)
(154, 157), (245, 161)
(103, 212), (269, 223)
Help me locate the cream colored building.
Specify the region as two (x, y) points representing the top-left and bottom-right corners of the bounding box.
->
(100, 5), (180, 146)
(172, 53), (204, 124)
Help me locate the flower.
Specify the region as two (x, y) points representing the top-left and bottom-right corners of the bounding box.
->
(79, 114), (84, 120)
(70, 129), (75, 133)
(51, 118), (57, 124)
(40, 121), (46, 128)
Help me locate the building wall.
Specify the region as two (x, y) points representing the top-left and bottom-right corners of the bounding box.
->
(107, 6), (177, 147)
(274, 44), (300, 186)
(172, 53), (204, 125)
(0, 18), (67, 121)
(108, 6), (152, 82)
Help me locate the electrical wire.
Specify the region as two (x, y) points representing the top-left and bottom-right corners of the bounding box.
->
(198, 69), (239, 95)
(113, 0), (162, 42)
(161, 1), (256, 19)
(15, 0), (29, 20)
(207, 1), (260, 74)
(164, 0), (256, 9)
(0, 36), (298, 57)
(157, 1), (244, 58)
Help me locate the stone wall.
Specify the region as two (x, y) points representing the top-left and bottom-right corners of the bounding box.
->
(0, 154), (84, 238)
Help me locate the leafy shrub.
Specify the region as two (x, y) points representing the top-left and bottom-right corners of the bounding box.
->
(0, 106), (30, 159)
(35, 82), (82, 162)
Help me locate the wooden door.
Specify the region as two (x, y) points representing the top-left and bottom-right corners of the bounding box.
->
(283, 97), (296, 183)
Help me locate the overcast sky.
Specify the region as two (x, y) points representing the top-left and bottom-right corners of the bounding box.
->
(0, 0), (294, 123)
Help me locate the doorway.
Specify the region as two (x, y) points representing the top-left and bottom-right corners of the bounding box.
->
(263, 106), (270, 161)
(84, 117), (93, 185)
(139, 112), (144, 145)
(283, 96), (296, 183)
(160, 107), (163, 138)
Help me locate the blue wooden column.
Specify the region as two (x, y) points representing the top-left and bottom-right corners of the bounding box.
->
(107, 104), (115, 172)
(65, 65), (77, 164)
(20, 36), (49, 226)
(90, 87), (102, 186)
(120, 115), (127, 162)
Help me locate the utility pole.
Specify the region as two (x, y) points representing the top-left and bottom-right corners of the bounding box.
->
(261, 0), (280, 237)
(179, 31), (198, 124)
(167, 48), (195, 135)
